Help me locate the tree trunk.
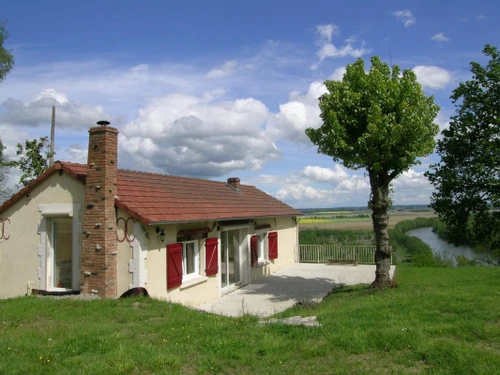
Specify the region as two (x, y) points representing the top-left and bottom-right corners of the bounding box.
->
(368, 169), (393, 288)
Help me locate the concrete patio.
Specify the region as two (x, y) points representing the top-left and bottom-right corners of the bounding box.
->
(198, 263), (396, 317)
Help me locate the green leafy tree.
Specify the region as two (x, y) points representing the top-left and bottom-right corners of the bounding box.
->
(0, 138), (13, 203)
(426, 45), (500, 265)
(0, 20), (14, 82)
(306, 57), (439, 287)
(11, 137), (53, 187)
(0, 21), (14, 203)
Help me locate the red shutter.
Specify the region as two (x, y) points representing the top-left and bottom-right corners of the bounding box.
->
(205, 237), (219, 276)
(250, 235), (259, 267)
(167, 243), (183, 289)
(268, 232), (278, 260)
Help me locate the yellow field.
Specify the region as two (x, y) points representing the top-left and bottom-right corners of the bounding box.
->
(299, 211), (437, 231)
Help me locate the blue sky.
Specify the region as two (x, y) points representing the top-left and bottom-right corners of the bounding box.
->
(0, 0), (498, 208)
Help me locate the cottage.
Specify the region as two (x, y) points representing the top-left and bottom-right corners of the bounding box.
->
(0, 123), (302, 305)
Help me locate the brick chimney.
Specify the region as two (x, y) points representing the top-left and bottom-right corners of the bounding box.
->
(227, 177), (240, 191)
(80, 121), (118, 298)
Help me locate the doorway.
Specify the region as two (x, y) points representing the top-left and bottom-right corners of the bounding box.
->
(220, 229), (240, 289)
(47, 217), (73, 290)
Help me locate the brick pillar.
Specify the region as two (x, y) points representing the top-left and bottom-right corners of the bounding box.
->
(80, 123), (118, 298)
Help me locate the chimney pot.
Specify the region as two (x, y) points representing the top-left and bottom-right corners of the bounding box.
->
(96, 120), (110, 127)
(227, 177), (241, 191)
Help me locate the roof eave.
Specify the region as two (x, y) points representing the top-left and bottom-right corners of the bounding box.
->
(147, 213), (303, 226)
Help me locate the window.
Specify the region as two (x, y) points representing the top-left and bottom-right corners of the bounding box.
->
(251, 233), (269, 267)
(258, 234), (266, 259)
(167, 239), (211, 290)
(182, 241), (199, 279)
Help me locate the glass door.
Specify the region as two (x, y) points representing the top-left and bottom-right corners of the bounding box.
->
(49, 218), (73, 289)
(220, 230), (240, 288)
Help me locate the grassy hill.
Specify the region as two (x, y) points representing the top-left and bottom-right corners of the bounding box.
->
(1, 267), (499, 374)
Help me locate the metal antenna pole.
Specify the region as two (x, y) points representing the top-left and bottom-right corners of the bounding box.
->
(49, 106), (55, 167)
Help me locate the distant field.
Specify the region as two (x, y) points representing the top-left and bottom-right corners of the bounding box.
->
(299, 211), (437, 230)
(299, 217), (368, 224)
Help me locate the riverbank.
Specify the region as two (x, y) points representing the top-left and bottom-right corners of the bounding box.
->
(407, 227), (479, 266)
(299, 217), (456, 267)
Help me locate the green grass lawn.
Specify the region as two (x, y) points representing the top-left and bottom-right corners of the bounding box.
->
(1, 267), (499, 374)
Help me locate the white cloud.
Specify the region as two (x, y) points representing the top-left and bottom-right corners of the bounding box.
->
(301, 165), (349, 183)
(268, 81), (327, 143)
(272, 165), (372, 207)
(337, 175), (369, 192)
(275, 174), (370, 207)
(206, 60), (252, 79)
(330, 67), (346, 81)
(316, 24), (338, 42)
(120, 93), (280, 177)
(276, 184), (332, 202)
(0, 88), (114, 129)
(412, 66), (452, 89)
(63, 144), (88, 164)
(393, 169), (431, 190)
(392, 10), (416, 28)
(311, 24), (369, 70)
(434, 110), (452, 139)
(431, 33), (450, 42)
(270, 164), (435, 208)
(476, 14), (488, 20)
(392, 169), (434, 204)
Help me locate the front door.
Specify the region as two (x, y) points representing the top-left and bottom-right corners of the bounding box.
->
(220, 229), (240, 289)
(47, 218), (73, 290)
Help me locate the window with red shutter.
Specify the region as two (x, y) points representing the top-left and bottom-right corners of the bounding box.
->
(250, 235), (259, 266)
(205, 237), (219, 276)
(268, 231), (278, 260)
(167, 243), (183, 289)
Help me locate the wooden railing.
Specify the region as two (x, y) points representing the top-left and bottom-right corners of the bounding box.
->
(299, 245), (391, 265)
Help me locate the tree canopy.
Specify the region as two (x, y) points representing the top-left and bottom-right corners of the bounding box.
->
(0, 21), (14, 83)
(307, 56), (439, 286)
(0, 138), (12, 204)
(10, 137), (53, 187)
(426, 45), (500, 264)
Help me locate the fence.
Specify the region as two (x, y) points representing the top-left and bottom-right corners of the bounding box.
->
(299, 245), (391, 265)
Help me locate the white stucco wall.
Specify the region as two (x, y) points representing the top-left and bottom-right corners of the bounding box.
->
(144, 222), (219, 306)
(143, 217), (298, 307)
(115, 209), (135, 296)
(0, 173), (85, 298)
(249, 216), (298, 282)
(0, 173), (299, 305)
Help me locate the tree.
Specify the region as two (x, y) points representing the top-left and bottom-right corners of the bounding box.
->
(0, 20), (14, 82)
(0, 138), (12, 203)
(10, 137), (53, 187)
(426, 45), (500, 264)
(306, 57), (439, 287)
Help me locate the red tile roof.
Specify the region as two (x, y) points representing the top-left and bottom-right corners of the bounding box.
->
(0, 161), (302, 225)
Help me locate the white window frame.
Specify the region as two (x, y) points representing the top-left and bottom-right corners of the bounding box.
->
(258, 233), (266, 260)
(254, 230), (270, 266)
(182, 240), (199, 281)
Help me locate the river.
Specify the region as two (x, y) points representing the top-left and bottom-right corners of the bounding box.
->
(406, 227), (478, 264)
